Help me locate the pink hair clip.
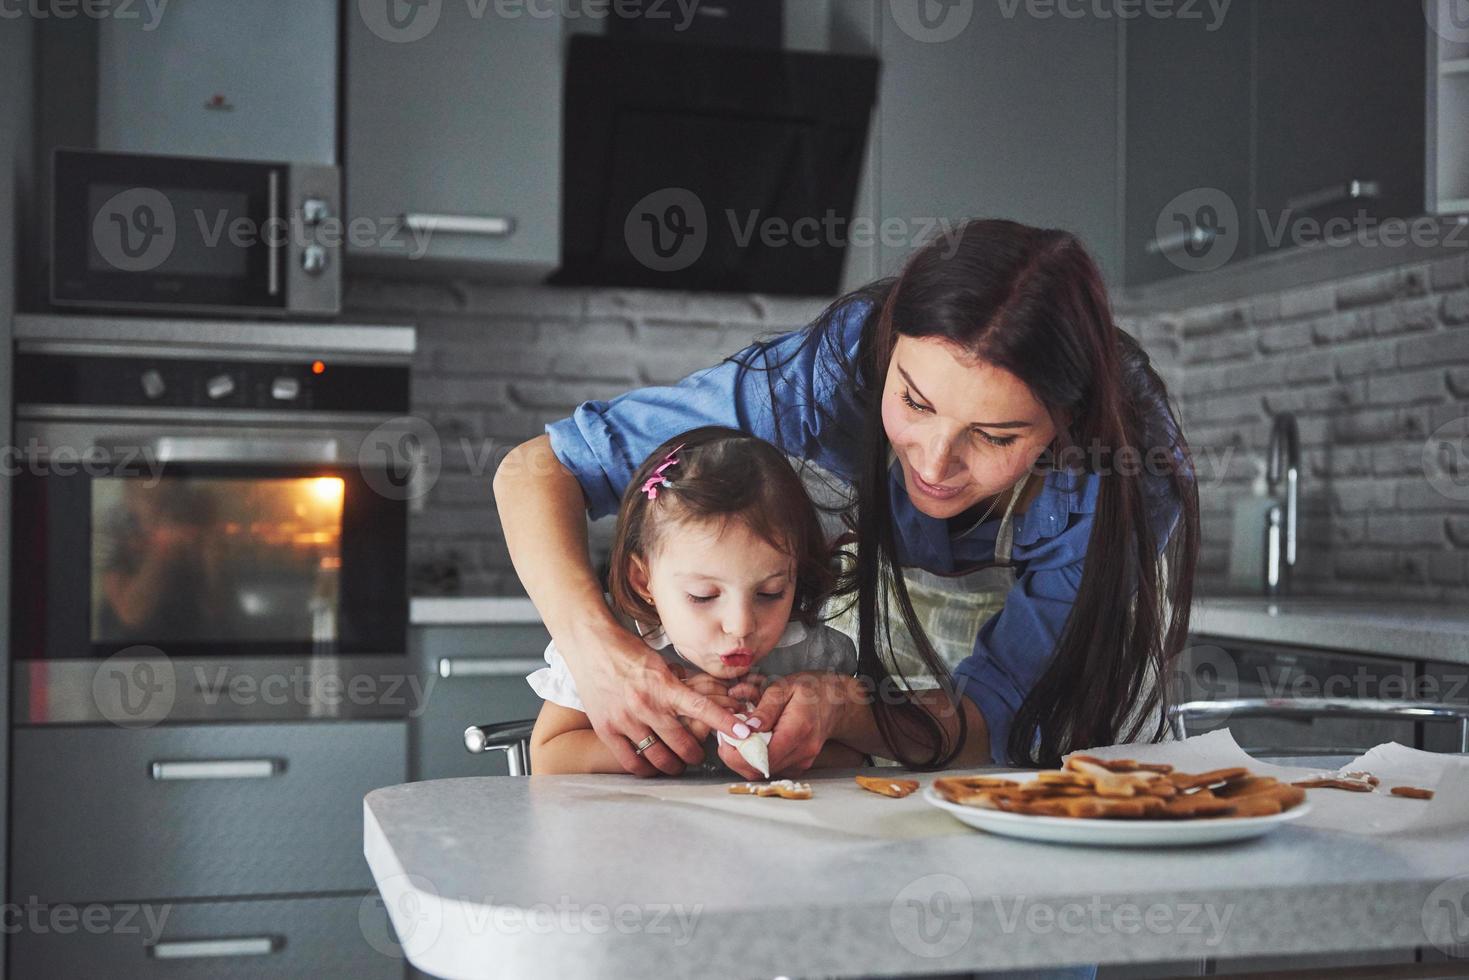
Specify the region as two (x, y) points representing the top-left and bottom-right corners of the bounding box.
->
(640, 443), (685, 500)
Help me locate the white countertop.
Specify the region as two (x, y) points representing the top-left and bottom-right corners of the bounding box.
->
(1192, 597), (1469, 664)
(364, 762), (1466, 979)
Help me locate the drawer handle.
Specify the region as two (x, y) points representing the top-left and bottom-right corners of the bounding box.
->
(1285, 179), (1380, 213)
(438, 657), (545, 679)
(1144, 225), (1216, 256)
(402, 213), (516, 237)
(150, 758), (283, 781)
(149, 936), (281, 960)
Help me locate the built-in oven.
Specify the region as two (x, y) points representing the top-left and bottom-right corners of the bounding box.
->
(10, 315), (419, 724)
(51, 148), (341, 318)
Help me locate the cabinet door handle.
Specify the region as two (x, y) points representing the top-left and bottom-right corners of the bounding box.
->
(438, 657), (545, 679)
(267, 169), (282, 297)
(1285, 179), (1380, 213)
(149, 936), (281, 959)
(402, 213), (516, 237)
(1144, 225), (1216, 256)
(150, 758), (283, 781)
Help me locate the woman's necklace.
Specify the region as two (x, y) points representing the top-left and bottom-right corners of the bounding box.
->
(947, 482), (1007, 536)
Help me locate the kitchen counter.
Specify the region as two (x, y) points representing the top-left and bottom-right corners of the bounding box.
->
(1192, 597), (1469, 664)
(363, 761), (1464, 979)
(415, 594), (1469, 666)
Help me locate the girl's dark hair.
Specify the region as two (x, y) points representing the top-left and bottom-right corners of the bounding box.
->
(728, 218), (1200, 770)
(605, 426), (838, 630)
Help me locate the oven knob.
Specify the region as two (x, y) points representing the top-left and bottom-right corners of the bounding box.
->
(206, 373), (236, 400)
(140, 369), (166, 400)
(301, 198), (330, 226)
(271, 377), (301, 401)
(301, 245), (328, 276)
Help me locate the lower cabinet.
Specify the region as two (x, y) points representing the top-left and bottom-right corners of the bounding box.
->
(11, 721), (408, 903)
(1178, 639), (1419, 755)
(9, 894), (404, 980)
(411, 622), (550, 781)
(8, 720), (410, 978)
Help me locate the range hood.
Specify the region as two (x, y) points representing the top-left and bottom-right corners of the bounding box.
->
(550, 35), (879, 297)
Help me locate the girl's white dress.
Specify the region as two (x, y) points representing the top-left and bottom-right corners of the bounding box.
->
(527, 611), (858, 713)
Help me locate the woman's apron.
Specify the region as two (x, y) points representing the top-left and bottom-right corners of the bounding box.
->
(822, 475), (1030, 689)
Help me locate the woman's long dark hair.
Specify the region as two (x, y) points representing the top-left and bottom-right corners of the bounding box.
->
(729, 218), (1200, 769)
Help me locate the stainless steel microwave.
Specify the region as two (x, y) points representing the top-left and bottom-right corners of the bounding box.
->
(51, 148), (341, 318)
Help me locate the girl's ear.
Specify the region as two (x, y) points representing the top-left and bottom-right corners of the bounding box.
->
(627, 553), (654, 604)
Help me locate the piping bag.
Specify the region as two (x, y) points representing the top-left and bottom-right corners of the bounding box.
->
(716, 708), (772, 778)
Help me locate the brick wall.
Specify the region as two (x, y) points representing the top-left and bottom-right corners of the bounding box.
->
(342, 278), (833, 595)
(348, 254), (1469, 601)
(1118, 255), (1469, 601)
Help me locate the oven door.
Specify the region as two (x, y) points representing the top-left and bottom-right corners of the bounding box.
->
(14, 419), (410, 660)
(11, 420), (413, 723)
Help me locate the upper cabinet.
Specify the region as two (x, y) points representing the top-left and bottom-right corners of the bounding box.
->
(1125, 3), (1431, 287)
(345, 4), (562, 277)
(1252, 0), (1426, 257)
(1123, 9), (1252, 286)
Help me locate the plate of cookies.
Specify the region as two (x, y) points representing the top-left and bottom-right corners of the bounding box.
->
(925, 755), (1311, 846)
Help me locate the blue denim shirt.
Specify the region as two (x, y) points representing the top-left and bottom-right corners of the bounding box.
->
(546, 298), (1181, 765)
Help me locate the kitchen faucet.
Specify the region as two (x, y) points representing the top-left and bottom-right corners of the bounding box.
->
(1264, 412), (1299, 596)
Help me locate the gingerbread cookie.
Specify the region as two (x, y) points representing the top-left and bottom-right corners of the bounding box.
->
(727, 779), (813, 800)
(855, 775), (920, 799)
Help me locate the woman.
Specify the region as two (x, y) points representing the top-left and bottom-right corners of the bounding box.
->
(494, 218), (1199, 780)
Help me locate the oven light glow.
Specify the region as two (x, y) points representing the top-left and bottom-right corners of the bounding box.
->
(311, 477), (345, 505)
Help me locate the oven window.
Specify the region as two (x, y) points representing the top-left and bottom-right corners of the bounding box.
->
(90, 477), (344, 646)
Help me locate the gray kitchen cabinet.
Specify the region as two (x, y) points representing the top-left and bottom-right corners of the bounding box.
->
(1252, 0), (1427, 256)
(1420, 659), (1469, 754)
(345, 2), (561, 276)
(857, 1), (1122, 284)
(1122, 9), (1253, 286)
(10, 721), (407, 904)
(1178, 639), (1417, 755)
(9, 894), (403, 980)
(411, 622), (550, 781)
(95, 0), (337, 163)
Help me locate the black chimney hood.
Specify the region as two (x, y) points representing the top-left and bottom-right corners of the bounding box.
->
(550, 35), (879, 296)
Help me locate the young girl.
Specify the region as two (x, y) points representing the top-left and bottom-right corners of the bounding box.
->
(527, 426), (863, 776)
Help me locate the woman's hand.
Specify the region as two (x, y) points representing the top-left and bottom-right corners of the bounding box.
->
(727, 671), (865, 777)
(679, 672), (743, 742)
(564, 622), (748, 777)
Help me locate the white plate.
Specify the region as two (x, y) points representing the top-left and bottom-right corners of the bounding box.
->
(922, 785), (1312, 847)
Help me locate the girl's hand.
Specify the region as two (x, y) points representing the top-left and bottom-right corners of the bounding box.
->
(740, 671), (863, 777)
(566, 622), (747, 777)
